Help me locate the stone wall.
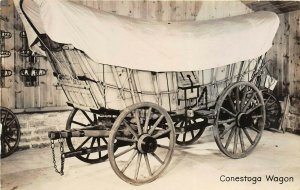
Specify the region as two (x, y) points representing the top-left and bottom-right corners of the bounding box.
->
(17, 111), (71, 150)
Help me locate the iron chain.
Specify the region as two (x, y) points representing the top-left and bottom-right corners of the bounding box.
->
(50, 138), (65, 176)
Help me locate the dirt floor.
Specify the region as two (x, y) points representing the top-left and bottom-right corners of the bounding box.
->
(1, 129), (300, 190)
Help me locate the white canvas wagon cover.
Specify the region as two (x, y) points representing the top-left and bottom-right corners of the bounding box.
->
(15, 0), (279, 72)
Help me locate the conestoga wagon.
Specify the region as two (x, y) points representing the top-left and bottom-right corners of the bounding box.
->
(14, 0), (279, 185)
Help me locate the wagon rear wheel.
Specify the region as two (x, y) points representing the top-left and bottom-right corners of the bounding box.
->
(66, 109), (111, 164)
(213, 82), (265, 159)
(261, 89), (281, 129)
(108, 102), (175, 185)
(1, 107), (21, 158)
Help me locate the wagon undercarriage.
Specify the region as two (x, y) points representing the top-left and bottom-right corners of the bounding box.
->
(48, 79), (266, 184)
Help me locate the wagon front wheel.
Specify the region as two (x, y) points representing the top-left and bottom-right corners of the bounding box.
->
(214, 82), (265, 159)
(108, 102), (175, 185)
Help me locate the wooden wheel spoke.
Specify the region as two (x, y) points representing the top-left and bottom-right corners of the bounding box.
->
(151, 152), (164, 164)
(148, 115), (164, 135)
(220, 107), (236, 117)
(267, 100), (276, 107)
(242, 92), (256, 112)
(247, 125), (260, 133)
(4, 138), (12, 149)
(246, 104), (263, 114)
(227, 95), (237, 114)
(71, 120), (90, 127)
(121, 150), (137, 173)
(81, 110), (93, 124)
(183, 132), (186, 142)
(123, 120), (138, 139)
(115, 145), (135, 158)
(240, 87), (248, 108)
(75, 137), (91, 150)
(264, 96), (272, 104)
(233, 128), (238, 154)
(242, 128), (254, 144)
(239, 128), (245, 153)
(96, 137), (101, 158)
(5, 135), (17, 142)
(134, 153), (142, 180)
(6, 117), (16, 127)
(134, 110), (142, 135)
(143, 107), (152, 133)
(93, 114), (97, 123)
(86, 137), (96, 159)
(174, 120), (180, 127)
(152, 128), (171, 139)
(225, 127), (235, 149)
(235, 87), (240, 112)
(219, 122), (235, 139)
(144, 154), (152, 176)
(157, 144), (170, 149)
(191, 130), (195, 138)
(179, 120), (185, 128)
(90, 137), (96, 147)
(218, 118), (235, 125)
(267, 107), (279, 111)
(102, 137), (108, 144)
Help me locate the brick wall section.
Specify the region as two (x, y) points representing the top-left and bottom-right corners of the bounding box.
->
(17, 111), (71, 150)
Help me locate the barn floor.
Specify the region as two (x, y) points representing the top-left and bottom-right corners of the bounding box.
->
(1, 129), (300, 190)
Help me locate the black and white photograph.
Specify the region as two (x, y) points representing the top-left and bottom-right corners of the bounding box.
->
(1, 0), (300, 189)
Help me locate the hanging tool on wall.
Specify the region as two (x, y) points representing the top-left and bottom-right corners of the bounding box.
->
(19, 31), (32, 57)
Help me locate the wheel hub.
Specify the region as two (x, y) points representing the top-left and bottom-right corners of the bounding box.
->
(236, 113), (253, 128)
(137, 134), (157, 154)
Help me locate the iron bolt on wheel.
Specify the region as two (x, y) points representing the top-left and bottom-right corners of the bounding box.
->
(66, 109), (111, 164)
(174, 118), (205, 146)
(214, 82), (265, 159)
(1, 107), (21, 158)
(108, 102), (175, 185)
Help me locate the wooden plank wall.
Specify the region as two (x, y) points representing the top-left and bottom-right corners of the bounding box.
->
(70, 0), (252, 21)
(0, 0), (254, 112)
(265, 10), (300, 99)
(1, 0), (68, 112)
